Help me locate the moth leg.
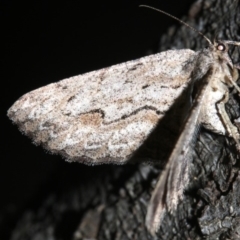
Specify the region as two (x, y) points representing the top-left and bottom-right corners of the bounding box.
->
(234, 64), (240, 71)
(230, 67), (240, 93)
(217, 91), (240, 150)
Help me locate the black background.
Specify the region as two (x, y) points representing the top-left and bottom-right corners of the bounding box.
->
(2, 0), (195, 238)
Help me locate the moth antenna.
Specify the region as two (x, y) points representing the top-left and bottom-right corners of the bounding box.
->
(139, 5), (212, 45)
(223, 40), (240, 46)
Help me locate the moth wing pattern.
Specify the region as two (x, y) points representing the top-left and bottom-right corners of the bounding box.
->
(8, 49), (196, 164)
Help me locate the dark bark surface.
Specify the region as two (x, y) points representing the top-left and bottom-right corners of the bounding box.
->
(2, 0), (240, 240)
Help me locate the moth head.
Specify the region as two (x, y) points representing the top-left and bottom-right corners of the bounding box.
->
(214, 40), (228, 52)
(212, 40), (240, 90)
(212, 39), (234, 69)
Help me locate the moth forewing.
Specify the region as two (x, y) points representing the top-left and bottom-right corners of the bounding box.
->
(7, 49), (196, 164)
(146, 66), (212, 235)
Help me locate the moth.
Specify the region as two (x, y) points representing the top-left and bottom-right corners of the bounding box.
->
(7, 5), (240, 236)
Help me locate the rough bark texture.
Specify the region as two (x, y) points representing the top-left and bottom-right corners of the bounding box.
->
(8, 0), (240, 240)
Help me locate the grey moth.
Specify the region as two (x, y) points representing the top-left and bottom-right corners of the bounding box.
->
(7, 4), (240, 236)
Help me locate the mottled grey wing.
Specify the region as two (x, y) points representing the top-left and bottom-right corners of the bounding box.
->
(145, 68), (213, 235)
(8, 49), (196, 164)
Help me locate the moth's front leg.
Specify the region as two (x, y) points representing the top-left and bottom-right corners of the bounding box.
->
(217, 91), (240, 150)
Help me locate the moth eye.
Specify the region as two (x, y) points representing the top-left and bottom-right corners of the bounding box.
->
(217, 44), (226, 51)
